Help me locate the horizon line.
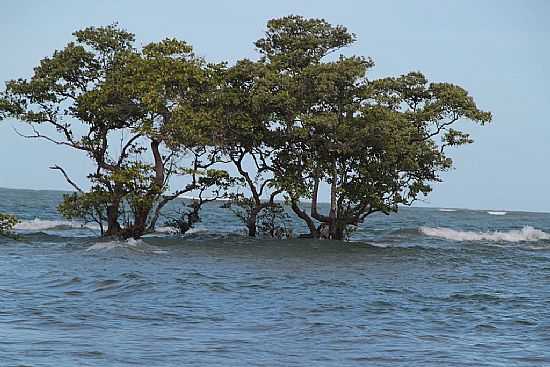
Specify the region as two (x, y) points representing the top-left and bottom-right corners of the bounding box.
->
(1, 186), (548, 215)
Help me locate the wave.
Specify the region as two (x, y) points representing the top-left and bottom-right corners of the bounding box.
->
(154, 226), (178, 234)
(15, 218), (99, 231)
(151, 225), (209, 235)
(14, 218), (216, 238)
(86, 238), (168, 254)
(86, 238), (143, 251)
(419, 226), (550, 242)
(487, 211), (507, 215)
(439, 209), (457, 212)
(181, 195), (231, 201)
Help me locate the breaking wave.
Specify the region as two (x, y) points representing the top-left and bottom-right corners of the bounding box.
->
(86, 238), (143, 251)
(439, 209), (457, 212)
(151, 226), (209, 235)
(13, 218), (217, 238)
(154, 226), (178, 234)
(86, 238), (167, 254)
(420, 226), (550, 242)
(487, 211), (507, 215)
(15, 218), (99, 231)
(181, 195), (231, 201)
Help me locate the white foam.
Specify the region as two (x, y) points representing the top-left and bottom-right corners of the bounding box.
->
(15, 218), (99, 231)
(86, 238), (143, 251)
(185, 226), (209, 234)
(439, 209), (457, 212)
(154, 226), (179, 234)
(181, 195), (231, 201)
(420, 226), (550, 242)
(150, 225), (208, 235)
(488, 211), (507, 215)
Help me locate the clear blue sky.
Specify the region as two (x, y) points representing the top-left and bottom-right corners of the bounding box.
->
(0, 0), (548, 212)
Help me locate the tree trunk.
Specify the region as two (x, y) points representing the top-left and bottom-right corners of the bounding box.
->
(333, 222), (346, 240)
(105, 203), (121, 237)
(291, 199), (320, 238)
(246, 207), (261, 237)
(247, 218), (257, 237)
(125, 139), (164, 239)
(131, 207), (149, 239)
(328, 162), (338, 239)
(151, 140), (165, 187)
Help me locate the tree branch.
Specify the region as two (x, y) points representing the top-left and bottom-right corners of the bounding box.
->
(49, 165), (83, 193)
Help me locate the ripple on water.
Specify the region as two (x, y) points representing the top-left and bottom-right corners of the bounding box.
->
(1, 192), (550, 366)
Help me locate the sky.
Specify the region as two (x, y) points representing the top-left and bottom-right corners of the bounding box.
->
(0, 0), (549, 212)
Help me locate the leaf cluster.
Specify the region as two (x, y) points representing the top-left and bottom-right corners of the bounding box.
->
(0, 213), (19, 239)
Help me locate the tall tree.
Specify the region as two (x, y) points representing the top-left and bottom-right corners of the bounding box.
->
(255, 16), (492, 239)
(209, 16), (357, 237)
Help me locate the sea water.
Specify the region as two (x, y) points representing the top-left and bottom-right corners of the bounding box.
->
(1, 187), (549, 366)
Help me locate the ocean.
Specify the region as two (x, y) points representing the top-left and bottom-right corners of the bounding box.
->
(1, 187), (549, 366)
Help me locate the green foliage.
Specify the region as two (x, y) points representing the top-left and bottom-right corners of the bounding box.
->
(1, 16), (492, 241)
(73, 23), (135, 54)
(230, 197), (293, 239)
(255, 15), (355, 68)
(0, 23), (230, 239)
(256, 203), (293, 239)
(58, 191), (110, 235)
(249, 17), (492, 239)
(0, 213), (18, 239)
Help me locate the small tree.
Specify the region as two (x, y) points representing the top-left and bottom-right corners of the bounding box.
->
(256, 203), (293, 239)
(165, 169), (237, 235)
(229, 197), (292, 238)
(0, 213), (18, 239)
(58, 190), (110, 236)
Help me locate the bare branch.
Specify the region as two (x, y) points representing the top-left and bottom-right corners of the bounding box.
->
(49, 165), (83, 193)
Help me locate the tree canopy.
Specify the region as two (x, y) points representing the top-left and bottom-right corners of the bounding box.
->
(0, 16), (491, 240)
(0, 24), (231, 239)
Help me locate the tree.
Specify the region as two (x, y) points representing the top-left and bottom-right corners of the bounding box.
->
(254, 16), (491, 239)
(230, 198), (292, 238)
(1, 17), (492, 241)
(210, 59), (285, 237)
(0, 24), (229, 239)
(210, 17), (356, 238)
(0, 108), (20, 239)
(164, 169), (236, 235)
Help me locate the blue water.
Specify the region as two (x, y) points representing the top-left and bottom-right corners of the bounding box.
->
(1, 187), (549, 366)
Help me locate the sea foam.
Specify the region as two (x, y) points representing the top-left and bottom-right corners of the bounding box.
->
(152, 226), (208, 235)
(154, 226), (178, 234)
(419, 225), (550, 242)
(86, 238), (143, 251)
(15, 218), (99, 231)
